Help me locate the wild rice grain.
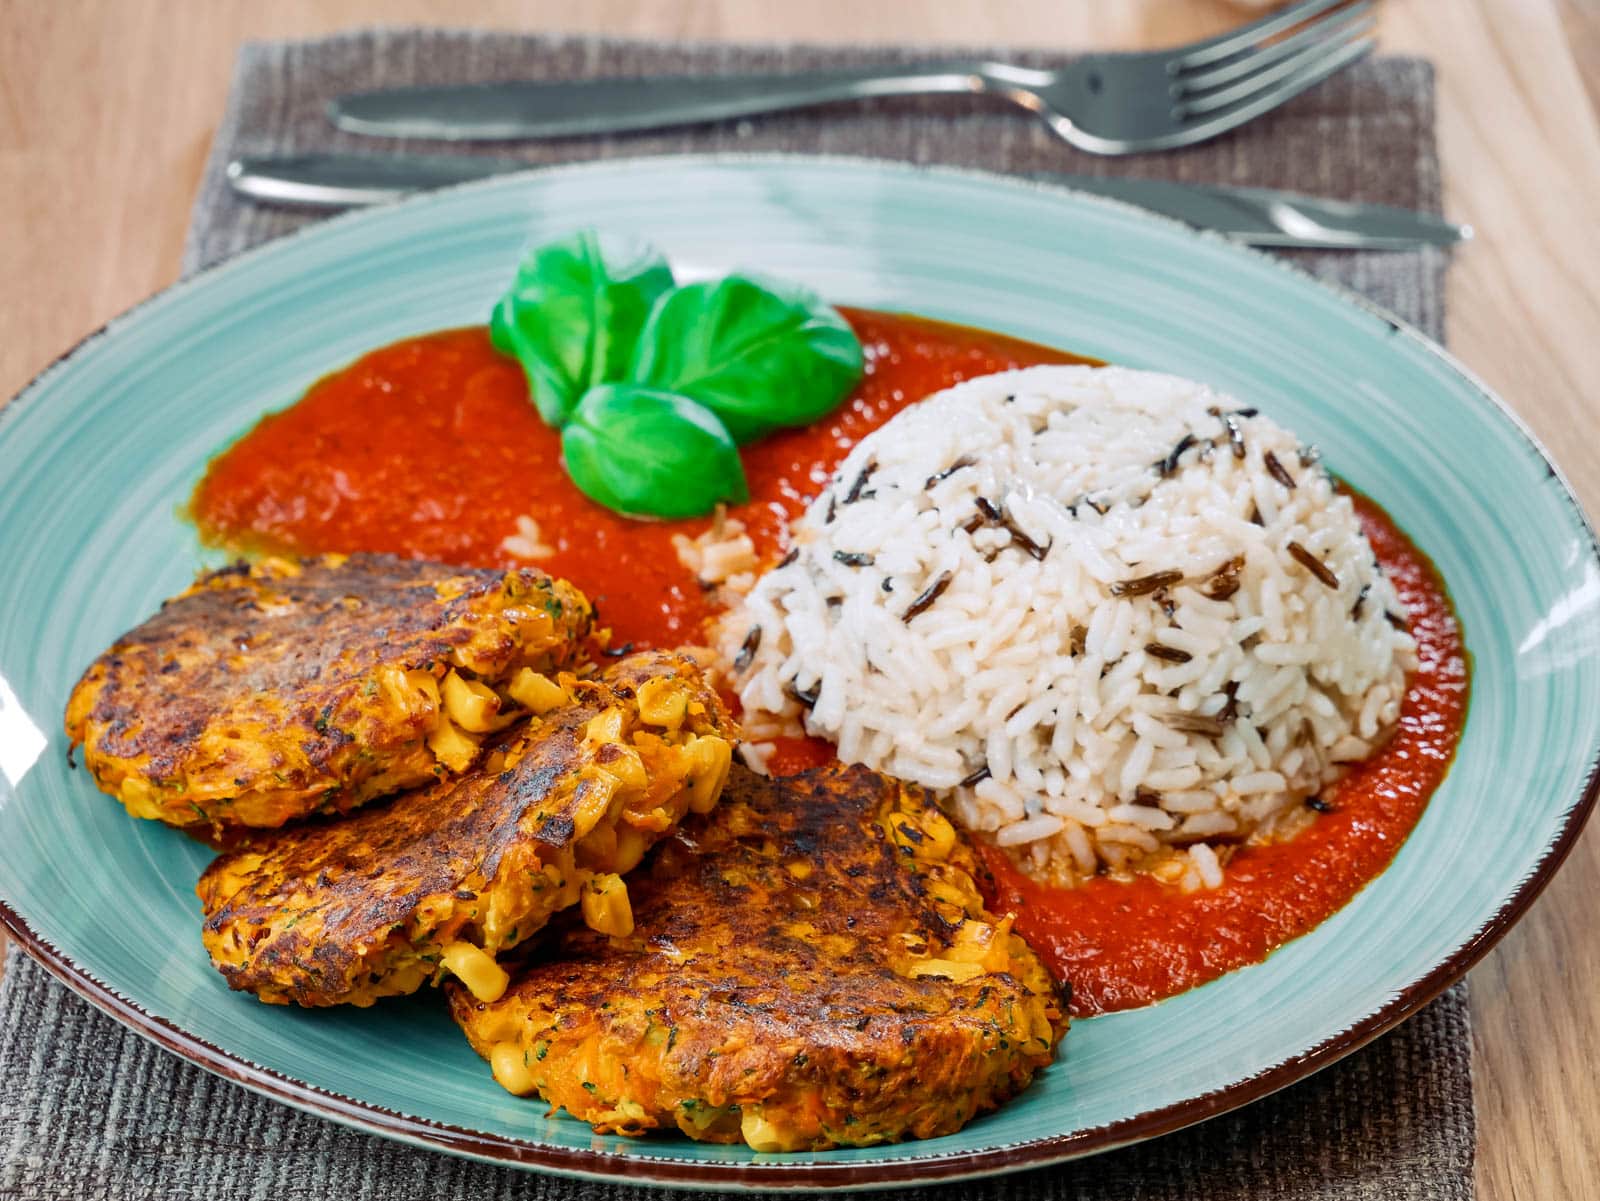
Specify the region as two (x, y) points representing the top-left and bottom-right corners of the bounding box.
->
(1264, 449), (1297, 490)
(1287, 541), (1339, 589)
(1112, 570), (1184, 597)
(1212, 407), (1246, 459)
(1166, 712), (1230, 737)
(733, 627), (762, 673)
(1144, 643), (1193, 664)
(902, 572), (954, 623)
(924, 456), (975, 489)
(1204, 556), (1245, 601)
(1157, 433), (1196, 477)
(785, 680), (820, 709)
(844, 460), (878, 504)
(1351, 582), (1370, 620)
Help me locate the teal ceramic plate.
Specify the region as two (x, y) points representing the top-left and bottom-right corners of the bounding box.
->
(2, 157), (1597, 1191)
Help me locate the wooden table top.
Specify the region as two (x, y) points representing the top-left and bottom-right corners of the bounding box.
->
(3, 2), (1598, 1196)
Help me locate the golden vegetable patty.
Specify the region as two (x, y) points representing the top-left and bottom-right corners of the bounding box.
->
(450, 763), (1067, 1151)
(198, 651), (736, 1008)
(64, 553), (593, 830)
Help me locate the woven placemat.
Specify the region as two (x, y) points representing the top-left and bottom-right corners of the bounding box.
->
(0, 30), (1469, 1200)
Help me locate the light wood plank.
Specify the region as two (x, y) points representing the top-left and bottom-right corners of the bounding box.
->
(1560, 0), (1600, 117)
(5, 2), (1600, 1196)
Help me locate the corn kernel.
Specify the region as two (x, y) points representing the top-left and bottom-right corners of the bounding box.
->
(476, 1009), (524, 1045)
(614, 825), (651, 874)
(785, 861), (814, 881)
(119, 777), (167, 821)
(581, 822), (618, 864)
(678, 1100), (730, 1136)
(917, 808), (958, 861)
(441, 941), (509, 1002)
(585, 708), (626, 745)
(926, 878), (974, 912)
(581, 873), (634, 937)
(407, 668), (441, 710)
(635, 677), (689, 730)
(490, 1041), (537, 1095)
(740, 1108), (792, 1152)
(441, 671), (503, 733)
(908, 958), (985, 982)
(572, 771), (618, 838)
(507, 668), (567, 715)
(686, 736), (733, 813)
(982, 914), (1018, 975)
(598, 745), (648, 795)
(427, 718), (481, 773)
(947, 921), (992, 964)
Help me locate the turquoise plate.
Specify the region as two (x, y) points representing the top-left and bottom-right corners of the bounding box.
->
(1, 156), (1597, 1191)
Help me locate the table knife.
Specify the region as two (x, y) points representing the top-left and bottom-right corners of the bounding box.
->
(225, 154), (1468, 250)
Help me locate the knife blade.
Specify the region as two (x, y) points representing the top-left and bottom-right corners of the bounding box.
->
(225, 154), (1468, 250)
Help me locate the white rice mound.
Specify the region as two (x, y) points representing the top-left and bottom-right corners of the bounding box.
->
(722, 366), (1418, 890)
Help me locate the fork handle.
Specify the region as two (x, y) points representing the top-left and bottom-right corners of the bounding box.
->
(330, 62), (1025, 142)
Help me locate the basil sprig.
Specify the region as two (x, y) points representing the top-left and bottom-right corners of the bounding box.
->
(562, 385), (749, 518)
(490, 232), (863, 518)
(629, 276), (865, 445)
(489, 231), (675, 427)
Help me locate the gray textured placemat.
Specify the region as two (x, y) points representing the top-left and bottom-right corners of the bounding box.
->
(0, 30), (1468, 1200)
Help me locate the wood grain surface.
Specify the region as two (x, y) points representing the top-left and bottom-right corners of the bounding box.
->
(2, 2), (1597, 1197)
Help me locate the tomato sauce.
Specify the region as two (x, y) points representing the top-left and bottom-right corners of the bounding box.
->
(191, 310), (1467, 1018)
(191, 311), (1086, 648)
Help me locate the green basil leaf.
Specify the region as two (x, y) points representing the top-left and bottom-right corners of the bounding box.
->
(490, 231), (675, 427)
(561, 384), (749, 519)
(628, 275), (863, 444)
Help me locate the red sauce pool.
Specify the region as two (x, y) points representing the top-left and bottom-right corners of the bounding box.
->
(192, 311), (1087, 648)
(191, 311), (1467, 1016)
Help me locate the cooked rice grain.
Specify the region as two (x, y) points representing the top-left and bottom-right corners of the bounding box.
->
(723, 366), (1416, 888)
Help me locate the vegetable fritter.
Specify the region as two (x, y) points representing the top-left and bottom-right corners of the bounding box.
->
(64, 553), (593, 830)
(198, 651), (736, 1008)
(450, 763), (1067, 1151)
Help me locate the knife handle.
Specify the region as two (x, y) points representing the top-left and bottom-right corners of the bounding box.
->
(332, 62), (1006, 141)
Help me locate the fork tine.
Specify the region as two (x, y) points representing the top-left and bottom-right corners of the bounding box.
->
(1176, 13), (1376, 117)
(1177, 1), (1373, 93)
(1172, 34), (1374, 144)
(1174, 0), (1358, 70)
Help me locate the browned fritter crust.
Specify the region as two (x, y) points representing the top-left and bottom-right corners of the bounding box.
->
(63, 553), (593, 830)
(197, 651), (737, 1008)
(450, 763), (1067, 1151)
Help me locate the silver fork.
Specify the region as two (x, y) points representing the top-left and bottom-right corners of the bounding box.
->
(331, 0), (1376, 155)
